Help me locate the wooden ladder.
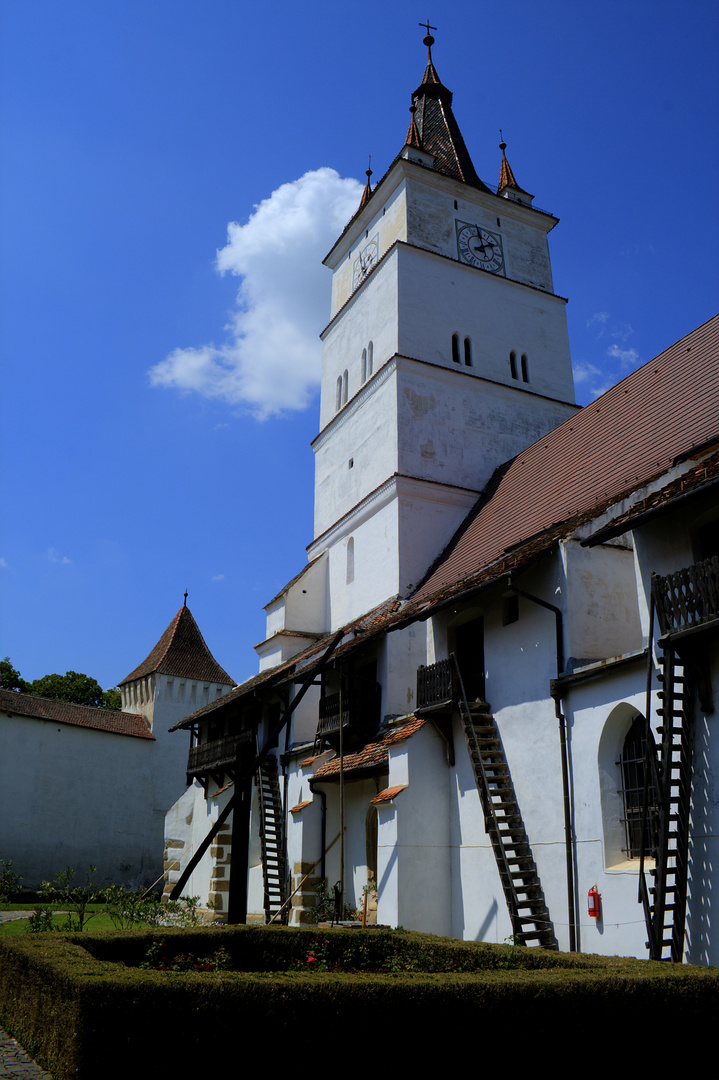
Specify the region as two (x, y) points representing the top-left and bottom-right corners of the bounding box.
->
(257, 756), (288, 924)
(640, 649), (694, 961)
(455, 660), (557, 949)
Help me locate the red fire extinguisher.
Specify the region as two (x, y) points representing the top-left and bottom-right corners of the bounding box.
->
(588, 884), (601, 919)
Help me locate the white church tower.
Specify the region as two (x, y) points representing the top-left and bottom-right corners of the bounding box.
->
(310, 31), (576, 630)
(257, 30), (577, 657)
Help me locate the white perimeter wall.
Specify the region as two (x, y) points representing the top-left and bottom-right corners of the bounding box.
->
(1, 714), (160, 889)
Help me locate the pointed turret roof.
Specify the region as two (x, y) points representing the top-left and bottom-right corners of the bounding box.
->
(358, 162), (373, 210)
(407, 31), (491, 192)
(120, 602), (235, 687)
(497, 138), (532, 199)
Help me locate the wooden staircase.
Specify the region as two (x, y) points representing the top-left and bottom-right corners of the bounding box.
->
(455, 663), (557, 949)
(639, 649), (694, 961)
(257, 756), (288, 924)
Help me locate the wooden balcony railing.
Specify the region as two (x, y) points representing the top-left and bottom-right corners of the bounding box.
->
(652, 556), (719, 637)
(416, 658), (458, 711)
(187, 730), (254, 777)
(317, 683), (381, 736)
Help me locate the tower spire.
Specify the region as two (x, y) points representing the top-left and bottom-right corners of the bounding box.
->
(405, 26), (490, 191)
(496, 133), (534, 205)
(358, 156), (373, 210)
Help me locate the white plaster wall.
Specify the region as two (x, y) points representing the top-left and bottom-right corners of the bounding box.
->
(562, 665), (664, 959)
(1, 713), (159, 889)
(403, 169), (555, 293)
(377, 623), (427, 720)
(256, 632), (324, 672)
(396, 244), (574, 403)
(164, 780), (229, 913)
(560, 538), (643, 665)
(395, 356), (576, 499)
(390, 727), (452, 935)
(288, 683), (321, 746)
(313, 362), (399, 538)
(264, 554), (329, 637)
(320, 251), (400, 432)
(318, 777), (386, 910)
(324, 495), (400, 629)
(329, 177), (408, 317)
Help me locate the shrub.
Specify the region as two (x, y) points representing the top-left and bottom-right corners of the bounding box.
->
(0, 859), (22, 901)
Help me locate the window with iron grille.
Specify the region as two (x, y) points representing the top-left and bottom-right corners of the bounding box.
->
(617, 714), (659, 859)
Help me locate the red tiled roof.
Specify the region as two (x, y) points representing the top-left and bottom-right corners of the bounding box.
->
(371, 784), (407, 804)
(410, 61), (490, 191)
(120, 605), (234, 687)
(312, 717), (425, 780)
(1, 690), (154, 739)
(584, 450), (719, 544)
(290, 800), (313, 813)
(497, 142), (531, 197)
(413, 314), (719, 602)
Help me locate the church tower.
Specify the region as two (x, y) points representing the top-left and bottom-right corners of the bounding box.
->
(308, 30), (577, 630)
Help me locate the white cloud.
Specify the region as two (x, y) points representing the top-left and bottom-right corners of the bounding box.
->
(149, 168), (363, 419)
(47, 548), (72, 565)
(0, 557), (8, 569)
(587, 311), (610, 332)
(211, 574), (225, 582)
(611, 323), (635, 343)
(572, 360), (614, 400)
(607, 343), (640, 368)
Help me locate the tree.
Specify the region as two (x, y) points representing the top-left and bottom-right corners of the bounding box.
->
(2, 659), (122, 709)
(1, 657), (29, 692)
(27, 670), (122, 710)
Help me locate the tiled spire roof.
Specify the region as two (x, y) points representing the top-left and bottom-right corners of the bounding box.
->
(408, 37), (490, 192)
(405, 102), (423, 149)
(358, 162), (373, 210)
(120, 603), (234, 687)
(497, 138), (531, 197)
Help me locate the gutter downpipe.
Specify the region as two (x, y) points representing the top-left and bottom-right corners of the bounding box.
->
(506, 574), (577, 953)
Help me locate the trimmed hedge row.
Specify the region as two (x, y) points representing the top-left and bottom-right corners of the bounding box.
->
(1, 926), (717, 1078)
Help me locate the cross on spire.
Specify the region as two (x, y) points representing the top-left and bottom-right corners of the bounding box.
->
(419, 18), (437, 60)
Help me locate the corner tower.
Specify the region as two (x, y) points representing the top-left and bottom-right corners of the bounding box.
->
(311, 31), (577, 629)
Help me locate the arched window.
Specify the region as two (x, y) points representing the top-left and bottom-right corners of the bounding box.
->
(342, 369), (348, 405)
(509, 351), (518, 379)
(452, 333), (460, 364)
(618, 714), (659, 859)
(361, 348), (367, 384)
(464, 337), (472, 367)
(521, 353), (529, 382)
(367, 341), (373, 377)
(346, 537), (355, 584)
(336, 376), (343, 411)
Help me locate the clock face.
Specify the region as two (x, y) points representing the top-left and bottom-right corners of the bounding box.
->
(456, 221), (504, 274)
(352, 235), (380, 290)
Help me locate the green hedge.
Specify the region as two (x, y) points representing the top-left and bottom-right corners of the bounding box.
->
(1, 927), (717, 1078)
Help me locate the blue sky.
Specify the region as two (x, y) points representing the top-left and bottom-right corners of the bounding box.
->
(2, 0), (718, 691)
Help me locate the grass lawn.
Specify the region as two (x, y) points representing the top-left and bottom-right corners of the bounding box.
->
(0, 910), (119, 936)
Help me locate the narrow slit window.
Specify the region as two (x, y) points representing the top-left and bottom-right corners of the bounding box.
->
(361, 348), (367, 384)
(452, 333), (461, 364)
(464, 337), (472, 366)
(521, 353), (529, 382)
(336, 376), (343, 410)
(346, 537), (355, 584)
(342, 369), (348, 405)
(510, 351), (518, 379)
(367, 341), (373, 377)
